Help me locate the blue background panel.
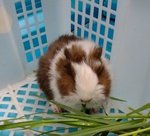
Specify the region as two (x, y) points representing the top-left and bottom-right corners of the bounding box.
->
(71, 11), (75, 22)
(41, 34), (47, 44)
(106, 41), (112, 52)
(100, 24), (105, 36)
(103, 0), (108, 7)
(93, 7), (99, 18)
(27, 13), (35, 25)
(32, 37), (39, 47)
(108, 28), (114, 40)
(78, 0), (83, 12)
(43, 46), (48, 54)
(36, 10), (44, 22)
(18, 16), (26, 28)
(71, 0), (75, 9)
(26, 52), (33, 62)
(78, 14), (82, 25)
(92, 21), (98, 32)
(101, 10), (107, 22)
(110, 14), (116, 26)
(21, 29), (28, 39)
(15, 1), (23, 14)
(85, 17), (90, 28)
(91, 34), (96, 42)
(30, 26), (37, 36)
(85, 3), (91, 15)
(99, 38), (104, 47)
(111, 0), (118, 11)
(23, 41), (31, 51)
(25, 0), (32, 11)
(84, 30), (89, 38)
(35, 48), (41, 59)
(35, 0), (42, 9)
(95, 0), (100, 4)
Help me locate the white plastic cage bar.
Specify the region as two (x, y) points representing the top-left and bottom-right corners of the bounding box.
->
(111, 0), (150, 108)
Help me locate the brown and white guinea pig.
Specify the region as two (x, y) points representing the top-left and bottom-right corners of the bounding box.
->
(37, 35), (111, 112)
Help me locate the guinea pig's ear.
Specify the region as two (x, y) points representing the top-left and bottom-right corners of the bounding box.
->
(95, 65), (104, 76)
(89, 47), (102, 60)
(64, 48), (71, 60)
(95, 47), (102, 59)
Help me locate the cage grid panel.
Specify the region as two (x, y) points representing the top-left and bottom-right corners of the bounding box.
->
(0, 75), (81, 135)
(14, 0), (48, 63)
(0, 74), (128, 135)
(70, 0), (118, 60)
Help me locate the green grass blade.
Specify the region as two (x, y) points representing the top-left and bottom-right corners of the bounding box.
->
(50, 100), (86, 115)
(44, 134), (61, 136)
(128, 107), (143, 115)
(91, 114), (150, 119)
(119, 126), (150, 136)
(127, 103), (150, 115)
(0, 119), (78, 130)
(61, 120), (98, 127)
(36, 127), (72, 136)
(110, 96), (127, 102)
(62, 114), (115, 125)
(63, 119), (144, 136)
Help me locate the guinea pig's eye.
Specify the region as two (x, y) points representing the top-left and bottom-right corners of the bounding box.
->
(96, 85), (104, 91)
(81, 56), (86, 62)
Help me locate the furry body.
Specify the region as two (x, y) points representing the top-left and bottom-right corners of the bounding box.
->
(37, 35), (111, 110)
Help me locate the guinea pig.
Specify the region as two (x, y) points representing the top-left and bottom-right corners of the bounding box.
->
(37, 34), (111, 112)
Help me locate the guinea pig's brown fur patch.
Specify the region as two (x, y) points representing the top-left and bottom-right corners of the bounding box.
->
(64, 45), (86, 63)
(96, 63), (111, 97)
(47, 35), (81, 60)
(56, 58), (75, 96)
(37, 55), (54, 100)
(87, 47), (102, 71)
(87, 47), (111, 97)
(56, 45), (86, 96)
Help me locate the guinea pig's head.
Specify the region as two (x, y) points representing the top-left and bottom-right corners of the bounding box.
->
(56, 44), (111, 109)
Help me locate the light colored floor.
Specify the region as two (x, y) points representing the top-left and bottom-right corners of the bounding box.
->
(0, 74), (127, 135)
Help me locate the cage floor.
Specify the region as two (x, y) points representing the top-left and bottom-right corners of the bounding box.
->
(0, 74), (126, 136)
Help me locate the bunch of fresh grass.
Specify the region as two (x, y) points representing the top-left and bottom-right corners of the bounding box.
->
(0, 99), (150, 136)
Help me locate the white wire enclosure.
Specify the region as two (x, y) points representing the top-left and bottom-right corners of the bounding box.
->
(0, 1), (150, 135)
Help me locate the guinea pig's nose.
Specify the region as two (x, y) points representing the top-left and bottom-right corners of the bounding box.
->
(80, 99), (92, 103)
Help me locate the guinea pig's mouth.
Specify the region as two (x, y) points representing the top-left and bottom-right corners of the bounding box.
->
(81, 104), (87, 113)
(81, 103), (100, 114)
(81, 104), (91, 114)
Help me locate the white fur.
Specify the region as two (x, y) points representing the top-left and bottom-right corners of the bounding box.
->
(72, 61), (106, 109)
(49, 40), (108, 110)
(72, 62), (99, 100)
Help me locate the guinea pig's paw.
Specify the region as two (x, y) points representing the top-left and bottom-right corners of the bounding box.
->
(51, 103), (62, 113)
